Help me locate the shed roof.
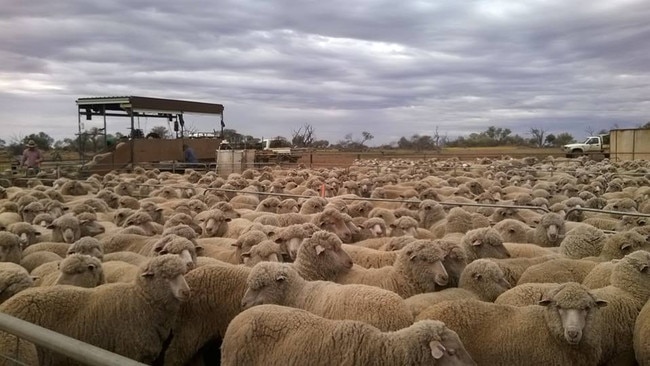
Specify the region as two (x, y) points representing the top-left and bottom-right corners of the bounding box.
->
(76, 96), (224, 115)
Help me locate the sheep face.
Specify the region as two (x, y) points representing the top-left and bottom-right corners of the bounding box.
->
(56, 255), (105, 288)
(315, 215), (353, 243)
(48, 215), (81, 244)
(539, 283), (607, 345)
(200, 216), (230, 238)
(0, 233), (22, 263)
(241, 263), (292, 309)
(242, 241), (283, 267)
(78, 218), (106, 237)
(139, 255), (191, 302)
(8, 223), (41, 249)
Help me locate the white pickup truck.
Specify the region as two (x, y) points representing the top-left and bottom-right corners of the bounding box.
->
(562, 134), (610, 158)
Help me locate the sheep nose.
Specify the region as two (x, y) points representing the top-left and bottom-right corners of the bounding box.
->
(436, 273), (449, 286)
(567, 330), (579, 338)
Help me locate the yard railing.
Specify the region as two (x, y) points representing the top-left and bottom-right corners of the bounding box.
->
(0, 313), (146, 366)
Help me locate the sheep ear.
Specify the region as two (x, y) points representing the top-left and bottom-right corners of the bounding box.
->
(30, 275), (40, 281)
(429, 341), (445, 359)
(87, 264), (96, 270)
(225, 218), (231, 222)
(194, 245), (204, 256)
(471, 239), (482, 247)
(274, 238), (283, 244)
(595, 299), (608, 308)
(241, 251), (251, 258)
(472, 273), (483, 280)
(538, 298), (552, 306)
(232, 241), (242, 248)
(315, 245), (326, 255)
(275, 275), (286, 282)
(46, 223), (56, 229)
(141, 266), (154, 277)
(638, 263), (649, 273)
(620, 243), (632, 251)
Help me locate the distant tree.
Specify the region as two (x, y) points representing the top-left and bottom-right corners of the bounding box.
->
(529, 128), (547, 148)
(641, 121), (650, 129)
(544, 134), (556, 146)
(149, 126), (170, 139)
(361, 131), (374, 146)
(554, 132), (575, 146)
(312, 139), (330, 149)
(0, 138), (5, 149)
(22, 132), (53, 150)
(291, 123), (316, 147)
(585, 126), (596, 136)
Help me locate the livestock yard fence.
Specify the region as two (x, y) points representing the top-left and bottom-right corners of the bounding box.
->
(0, 313), (146, 366)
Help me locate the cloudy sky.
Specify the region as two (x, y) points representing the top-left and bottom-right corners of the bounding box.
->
(1, 0), (649, 146)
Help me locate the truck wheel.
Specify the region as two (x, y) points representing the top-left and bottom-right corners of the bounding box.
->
(571, 149), (583, 158)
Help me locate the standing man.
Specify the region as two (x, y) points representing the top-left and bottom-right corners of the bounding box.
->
(183, 144), (198, 164)
(21, 140), (43, 174)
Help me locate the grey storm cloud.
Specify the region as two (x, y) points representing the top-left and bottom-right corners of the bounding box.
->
(1, 0), (649, 145)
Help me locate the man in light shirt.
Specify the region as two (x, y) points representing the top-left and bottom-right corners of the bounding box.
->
(21, 140), (43, 174)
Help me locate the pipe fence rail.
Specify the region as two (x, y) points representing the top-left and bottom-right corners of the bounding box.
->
(0, 313), (146, 366)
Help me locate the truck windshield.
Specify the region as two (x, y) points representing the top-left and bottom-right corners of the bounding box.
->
(584, 138), (598, 144)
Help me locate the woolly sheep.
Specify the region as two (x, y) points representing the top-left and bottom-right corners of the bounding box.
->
(103, 251), (148, 266)
(241, 240), (284, 267)
(241, 262), (414, 331)
(582, 260), (617, 289)
(194, 209), (231, 238)
(530, 212), (566, 247)
(589, 250), (650, 364)
(198, 230), (267, 265)
(634, 299), (650, 365)
(310, 208), (354, 243)
(517, 258), (598, 285)
(418, 200), (446, 230)
(0, 232), (22, 264)
(0, 262), (35, 304)
(20, 201), (45, 224)
(336, 240), (449, 298)
(461, 227), (510, 262)
(352, 217), (387, 242)
(597, 230), (650, 260)
(491, 254), (560, 286)
(493, 219), (530, 243)
(0, 254), (190, 365)
(368, 207), (397, 226)
(101, 261), (141, 283)
(164, 264), (252, 365)
(121, 211), (163, 236)
(48, 214), (81, 244)
(494, 282), (560, 307)
(66, 237), (104, 261)
(39, 254), (105, 288)
(291, 231), (354, 282)
(19, 251), (63, 273)
(7, 222), (41, 249)
(417, 282), (607, 366)
(341, 244), (399, 268)
(502, 242), (556, 258)
(389, 216), (419, 237)
(405, 259), (511, 317)
(559, 224), (607, 259)
(222, 304), (476, 366)
(272, 223), (315, 261)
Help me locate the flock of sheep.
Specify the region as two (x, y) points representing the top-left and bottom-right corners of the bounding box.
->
(0, 154), (649, 365)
